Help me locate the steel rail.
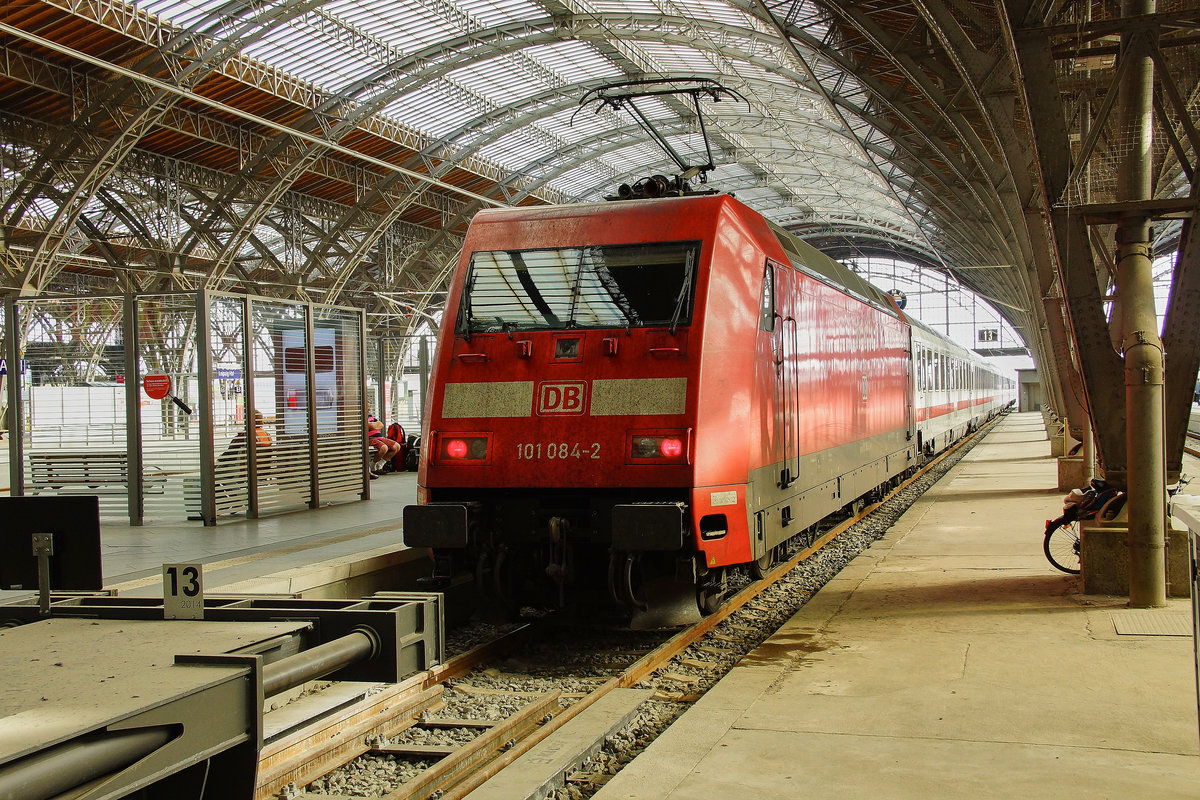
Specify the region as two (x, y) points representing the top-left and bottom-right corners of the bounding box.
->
(254, 624), (534, 799)
(430, 414), (1007, 800)
(260, 414), (1002, 799)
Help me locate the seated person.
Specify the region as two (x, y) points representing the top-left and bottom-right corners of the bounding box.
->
(367, 412), (402, 477)
(216, 410), (273, 487)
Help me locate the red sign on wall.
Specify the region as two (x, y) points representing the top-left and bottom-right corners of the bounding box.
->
(143, 374), (172, 400)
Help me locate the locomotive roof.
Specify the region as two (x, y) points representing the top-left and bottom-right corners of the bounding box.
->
(467, 196), (1006, 374)
(471, 194), (905, 321)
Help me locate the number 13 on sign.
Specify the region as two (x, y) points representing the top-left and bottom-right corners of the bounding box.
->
(163, 563), (204, 619)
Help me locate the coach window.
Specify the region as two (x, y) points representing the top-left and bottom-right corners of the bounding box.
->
(759, 264), (775, 331)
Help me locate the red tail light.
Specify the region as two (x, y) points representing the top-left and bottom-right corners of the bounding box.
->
(630, 432), (689, 463)
(437, 434), (489, 463)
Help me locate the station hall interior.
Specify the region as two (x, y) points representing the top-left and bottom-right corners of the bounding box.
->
(4, 0), (1200, 798)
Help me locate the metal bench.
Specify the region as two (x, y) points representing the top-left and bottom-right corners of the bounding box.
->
(27, 451), (165, 496)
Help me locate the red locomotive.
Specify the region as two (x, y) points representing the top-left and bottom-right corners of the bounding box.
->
(403, 193), (1014, 613)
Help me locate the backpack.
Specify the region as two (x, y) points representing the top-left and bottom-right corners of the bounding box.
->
(386, 422), (407, 471)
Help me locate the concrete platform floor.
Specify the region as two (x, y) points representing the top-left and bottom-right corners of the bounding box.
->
(596, 412), (1200, 799)
(0, 471), (417, 603)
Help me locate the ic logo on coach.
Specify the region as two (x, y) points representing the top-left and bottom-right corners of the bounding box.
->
(536, 381), (589, 415)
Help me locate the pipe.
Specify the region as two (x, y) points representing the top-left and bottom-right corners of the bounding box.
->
(0, 727), (172, 800)
(261, 627), (380, 697)
(1082, 413), (1094, 484)
(1117, 0), (1166, 607)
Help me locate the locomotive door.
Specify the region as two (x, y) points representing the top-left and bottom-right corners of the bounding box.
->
(771, 259), (800, 490)
(905, 328), (916, 443)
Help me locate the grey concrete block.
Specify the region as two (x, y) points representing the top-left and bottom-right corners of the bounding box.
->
(1057, 457), (1088, 492)
(1080, 521), (1189, 597)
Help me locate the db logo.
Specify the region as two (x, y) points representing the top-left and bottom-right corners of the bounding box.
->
(536, 381), (588, 415)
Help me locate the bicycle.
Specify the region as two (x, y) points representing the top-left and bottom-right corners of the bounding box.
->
(1043, 519), (1082, 574)
(1043, 478), (1124, 575)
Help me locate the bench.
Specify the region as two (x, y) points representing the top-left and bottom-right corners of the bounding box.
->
(27, 451), (165, 496)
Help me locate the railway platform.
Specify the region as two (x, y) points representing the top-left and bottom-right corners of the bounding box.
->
(0, 471), (419, 602)
(595, 412), (1200, 799)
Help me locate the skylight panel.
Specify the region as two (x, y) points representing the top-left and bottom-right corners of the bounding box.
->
(243, 34), (369, 90)
(547, 106), (615, 146)
(588, 0), (665, 14)
(448, 54), (544, 108)
(711, 162), (753, 181)
(383, 83), (479, 139)
(479, 131), (556, 172)
(669, 0), (757, 28)
(633, 41), (718, 74)
(324, 0), (465, 54)
(453, 0), (546, 28)
(139, 0), (219, 29)
(522, 41), (623, 84)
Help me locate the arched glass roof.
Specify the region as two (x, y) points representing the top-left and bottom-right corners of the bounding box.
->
(137, 0), (921, 249)
(3, 0), (1198, 424)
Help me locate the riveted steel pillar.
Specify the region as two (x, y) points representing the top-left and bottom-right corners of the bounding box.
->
(1118, 0), (1166, 607)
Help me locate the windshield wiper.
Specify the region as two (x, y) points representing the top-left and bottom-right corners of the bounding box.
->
(458, 262), (478, 339)
(512, 252), (562, 327)
(669, 248), (695, 335)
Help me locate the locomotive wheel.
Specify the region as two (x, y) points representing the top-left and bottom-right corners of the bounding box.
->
(696, 585), (723, 616)
(696, 567), (727, 616)
(750, 545), (777, 580)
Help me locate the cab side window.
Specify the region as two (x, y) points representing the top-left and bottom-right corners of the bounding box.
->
(759, 263), (775, 332)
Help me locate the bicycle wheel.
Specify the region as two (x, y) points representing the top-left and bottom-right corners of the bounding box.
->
(1044, 522), (1081, 575)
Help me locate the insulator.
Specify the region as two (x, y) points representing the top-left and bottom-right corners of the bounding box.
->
(644, 175), (669, 197)
(618, 183), (634, 199)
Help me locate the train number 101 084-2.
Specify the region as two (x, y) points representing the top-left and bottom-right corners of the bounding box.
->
(516, 442), (601, 460)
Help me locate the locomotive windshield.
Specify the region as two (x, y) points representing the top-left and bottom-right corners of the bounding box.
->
(456, 241), (699, 334)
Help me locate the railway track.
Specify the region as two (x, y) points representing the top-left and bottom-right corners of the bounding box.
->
(260, 415), (1003, 800)
(1185, 430), (1200, 459)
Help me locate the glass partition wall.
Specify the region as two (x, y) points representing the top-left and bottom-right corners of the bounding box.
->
(2, 292), (367, 525)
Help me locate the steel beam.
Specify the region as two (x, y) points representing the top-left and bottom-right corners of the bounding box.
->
(1162, 212), (1200, 482)
(1014, 21), (1126, 476)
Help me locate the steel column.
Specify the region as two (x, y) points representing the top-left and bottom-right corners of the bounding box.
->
(122, 294), (144, 525)
(243, 296), (259, 519)
(1118, 0), (1166, 608)
(418, 335), (429, 424)
(362, 314), (372, 499)
(304, 303), (319, 509)
(375, 335), (385, 426)
(197, 290), (217, 526)
(4, 295), (22, 496)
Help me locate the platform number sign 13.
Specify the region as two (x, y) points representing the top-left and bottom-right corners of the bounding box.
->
(163, 563), (204, 619)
